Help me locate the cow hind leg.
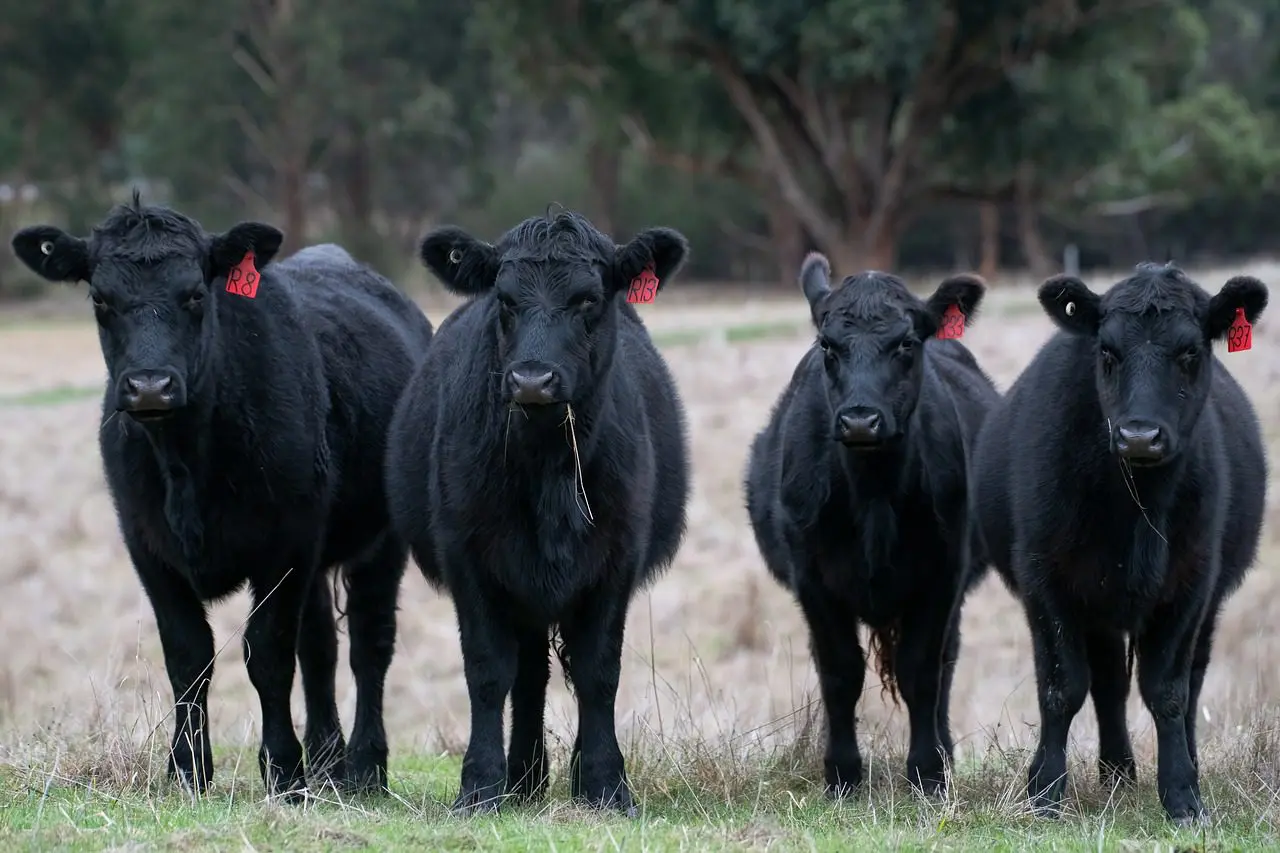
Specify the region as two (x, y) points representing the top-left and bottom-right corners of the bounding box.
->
(296, 575), (346, 790)
(343, 533), (410, 794)
(505, 625), (551, 802)
(1085, 629), (1136, 787)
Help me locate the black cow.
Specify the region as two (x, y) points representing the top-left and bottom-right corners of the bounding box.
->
(745, 253), (999, 797)
(10, 194), (434, 800)
(384, 210), (690, 816)
(971, 263), (1268, 824)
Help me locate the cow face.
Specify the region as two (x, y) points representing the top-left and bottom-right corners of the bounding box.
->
(1039, 263), (1268, 466)
(419, 211), (687, 410)
(11, 197), (282, 422)
(799, 253), (985, 449)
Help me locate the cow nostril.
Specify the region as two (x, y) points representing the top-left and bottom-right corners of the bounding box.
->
(507, 370), (557, 403)
(126, 375), (174, 397)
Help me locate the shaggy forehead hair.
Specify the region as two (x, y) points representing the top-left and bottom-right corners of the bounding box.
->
(89, 190), (207, 265)
(822, 271), (921, 324)
(495, 210), (615, 266)
(1102, 262), (1210, 317)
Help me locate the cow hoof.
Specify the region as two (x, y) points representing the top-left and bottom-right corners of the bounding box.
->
(342, 748), (389, 796)
(452, 785), (504, 816)
(912, 776), (947, 798)
(1164, 788), (1206, 826)
(1098, 757), (1137, 788)
(578, 780), (634, 814)
(908, 760), (947, 798)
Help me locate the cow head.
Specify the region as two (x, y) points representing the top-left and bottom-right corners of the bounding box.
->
(800, 252), (985, 450)
(419, 209), (688, 410)
(1039, 262), (1268, 467)
(11, 191), (282, 422)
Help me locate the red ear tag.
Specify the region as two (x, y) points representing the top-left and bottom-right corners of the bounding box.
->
(1227, 307), (1252, 353)
(935, 304), (965, 340)
(225, 251), (261, 299)
(626, 263), (659, 304)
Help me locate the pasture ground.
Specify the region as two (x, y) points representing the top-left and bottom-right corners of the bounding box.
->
(2, 265), (1279, 850)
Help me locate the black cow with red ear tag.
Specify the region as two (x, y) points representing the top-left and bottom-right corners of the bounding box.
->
(385, 208), (691, 817)
(971, 261), (1269, 825)
(745, 252), (1000, 799)
(10, 190), (435, 801)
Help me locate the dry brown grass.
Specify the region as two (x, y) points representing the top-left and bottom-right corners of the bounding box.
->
(1, 263), (1279, 837)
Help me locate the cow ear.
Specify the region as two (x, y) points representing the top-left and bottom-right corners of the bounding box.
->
(209, 222), (284, 278)
(420, 226), (499, 296)
(1206, 275), (1268, 341)
(1038, 274), (1101, 335)
(921, 273), (986, 338)
(11, 226), (92, 283)
(613, 227), (688, 295)
(798, 252), (832, 326)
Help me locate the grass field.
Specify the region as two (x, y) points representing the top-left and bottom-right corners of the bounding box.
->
(1, 266), (1279, 850)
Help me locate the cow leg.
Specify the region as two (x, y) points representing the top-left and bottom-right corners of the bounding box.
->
(1085, 629), (1136, 787)
(894, 582), (960, 796)
(296, 574), (346, 790)
(505, 625), (550, 802)
(1184, 605), (1220, 778)
(244, 564), (311, 801)
(1024, 592), (1089, 817)
(132, 545), (216, 794)
(1136, 596), (1208, 825)
(795, 573), (866, 798)
(561, 585), (633, 814)
(453, 585), (518, 815)
(343, 534), (409, 794)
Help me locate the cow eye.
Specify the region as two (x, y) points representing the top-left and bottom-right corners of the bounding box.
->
(897, 337), (915, 355)
(571, 293), (597, 310)
(186, 290), (204, 307)
(90, 292), (106, 309)
(1099, 346), (1119, 371)
(818, 337), (834, 357)
(1177, 345), (1200, 366)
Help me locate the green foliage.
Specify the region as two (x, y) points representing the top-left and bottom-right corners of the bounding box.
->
(4, 0), (1280, 297)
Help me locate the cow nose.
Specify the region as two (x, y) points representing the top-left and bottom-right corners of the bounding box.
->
(123, 373), (175, 410)
(1115, 422), (1165, 460)
(838, 409), (883, 445)
(506, 369), (557, 405)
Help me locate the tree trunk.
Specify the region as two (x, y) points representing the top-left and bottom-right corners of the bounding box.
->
(827, 223), (898, 277)
(279, 158), (306, 255)
(978, 200), (1000, 281)
(1016, 161), (1052, 278)
(333, 123), (379, 268)
(585, 131), (621, 237)
(764, 184), (805, 286)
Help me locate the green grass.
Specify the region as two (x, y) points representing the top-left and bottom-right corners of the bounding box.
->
(2, 737), (1276, 852)
(0, 384), (101, 408)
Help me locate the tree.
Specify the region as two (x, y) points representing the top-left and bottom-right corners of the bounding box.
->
(126, 0), (491, 265)
(590, 0), (1178, 272)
